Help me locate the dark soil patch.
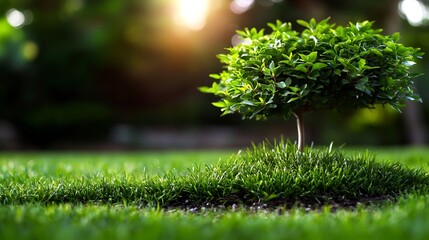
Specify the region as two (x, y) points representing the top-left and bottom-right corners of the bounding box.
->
(165, 195), (397, 214)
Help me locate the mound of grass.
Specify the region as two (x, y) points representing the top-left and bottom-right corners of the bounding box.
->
(1, 141), (428, 209)
(165, 140), (429, 209)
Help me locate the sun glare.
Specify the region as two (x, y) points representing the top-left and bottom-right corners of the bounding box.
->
(399, 0), (428, 26)
(6, 9), (26, 28)
(230, 0), (254, 14)
(174, 0), (210, 31)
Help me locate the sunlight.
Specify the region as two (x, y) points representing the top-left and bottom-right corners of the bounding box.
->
(230, 0), (254, 14)
(231, 33), (252, 46)
(6, 9), (26, 28)
(173, 0), (210, 31)
(399, 0), (428, 26)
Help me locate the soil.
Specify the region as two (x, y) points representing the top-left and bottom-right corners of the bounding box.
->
(164, 194), (397, 214)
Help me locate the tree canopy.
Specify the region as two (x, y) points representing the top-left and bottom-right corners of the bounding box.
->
(201, 18), (423, 121)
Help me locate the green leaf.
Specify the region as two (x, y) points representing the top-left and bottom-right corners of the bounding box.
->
(371, 49), (383, 57)
(310, 18), (316, 27)
(236, 30), (247, 37)
(242, 100), (257, 106)
(276, 82), (287, 89)
(198, 86), (213, 93)
(300, 89), (310, 97)
(287, 97), (300, 103)
(387, 77), (395, 87)
(295, 64), (307, 73)
(262, 65), (271, 76)
(289, 86), (300, 93)
(357, 76), (368, 84)
(307, 52), (318, 63)
(212, 102), (226, 108)
(312, 62), (327, 71)
(209, 74), (221, 79)
(392, 32), (400, 41)
(358, 59), (366, 70)
(334, 69), (341, 76)
(269, 61), (276, 74)
(299, 52), (318, 63)
(355, 84), (366, 91)
(267, 22), (276, 30)
(297, 19), (309, 28)
(384, 47), (393, 53)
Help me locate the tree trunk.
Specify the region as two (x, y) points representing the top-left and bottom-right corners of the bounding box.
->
(293, 110), (305, 152)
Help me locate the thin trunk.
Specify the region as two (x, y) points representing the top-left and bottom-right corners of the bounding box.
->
(293, 110), (305, 152)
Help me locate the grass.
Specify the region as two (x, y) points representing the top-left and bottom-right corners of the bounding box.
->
(1, 141), (428, 207)
(1, 195), (429, 240)
(1, 142), (429, 240)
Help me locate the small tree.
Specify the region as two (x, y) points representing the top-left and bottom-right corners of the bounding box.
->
(200, 18), (423, 151)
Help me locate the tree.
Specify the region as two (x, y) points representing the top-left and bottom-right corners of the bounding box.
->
(200, 18), (423, 151)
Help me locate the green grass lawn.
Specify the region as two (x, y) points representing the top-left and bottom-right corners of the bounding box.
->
(1, 146), (429, 240)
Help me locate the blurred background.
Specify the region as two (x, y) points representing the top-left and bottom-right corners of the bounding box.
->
(0, 0), (428, 150)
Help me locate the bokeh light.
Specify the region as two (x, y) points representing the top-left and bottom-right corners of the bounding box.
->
(231, 33), (252, 46)
(22, 41), (38, 61)
(65, 0), (84, 14)
(6, 9), (25, 28)
(173, 0), (210, 31)
(230, 0), (254, 14)
(399, 0), (428, 26)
